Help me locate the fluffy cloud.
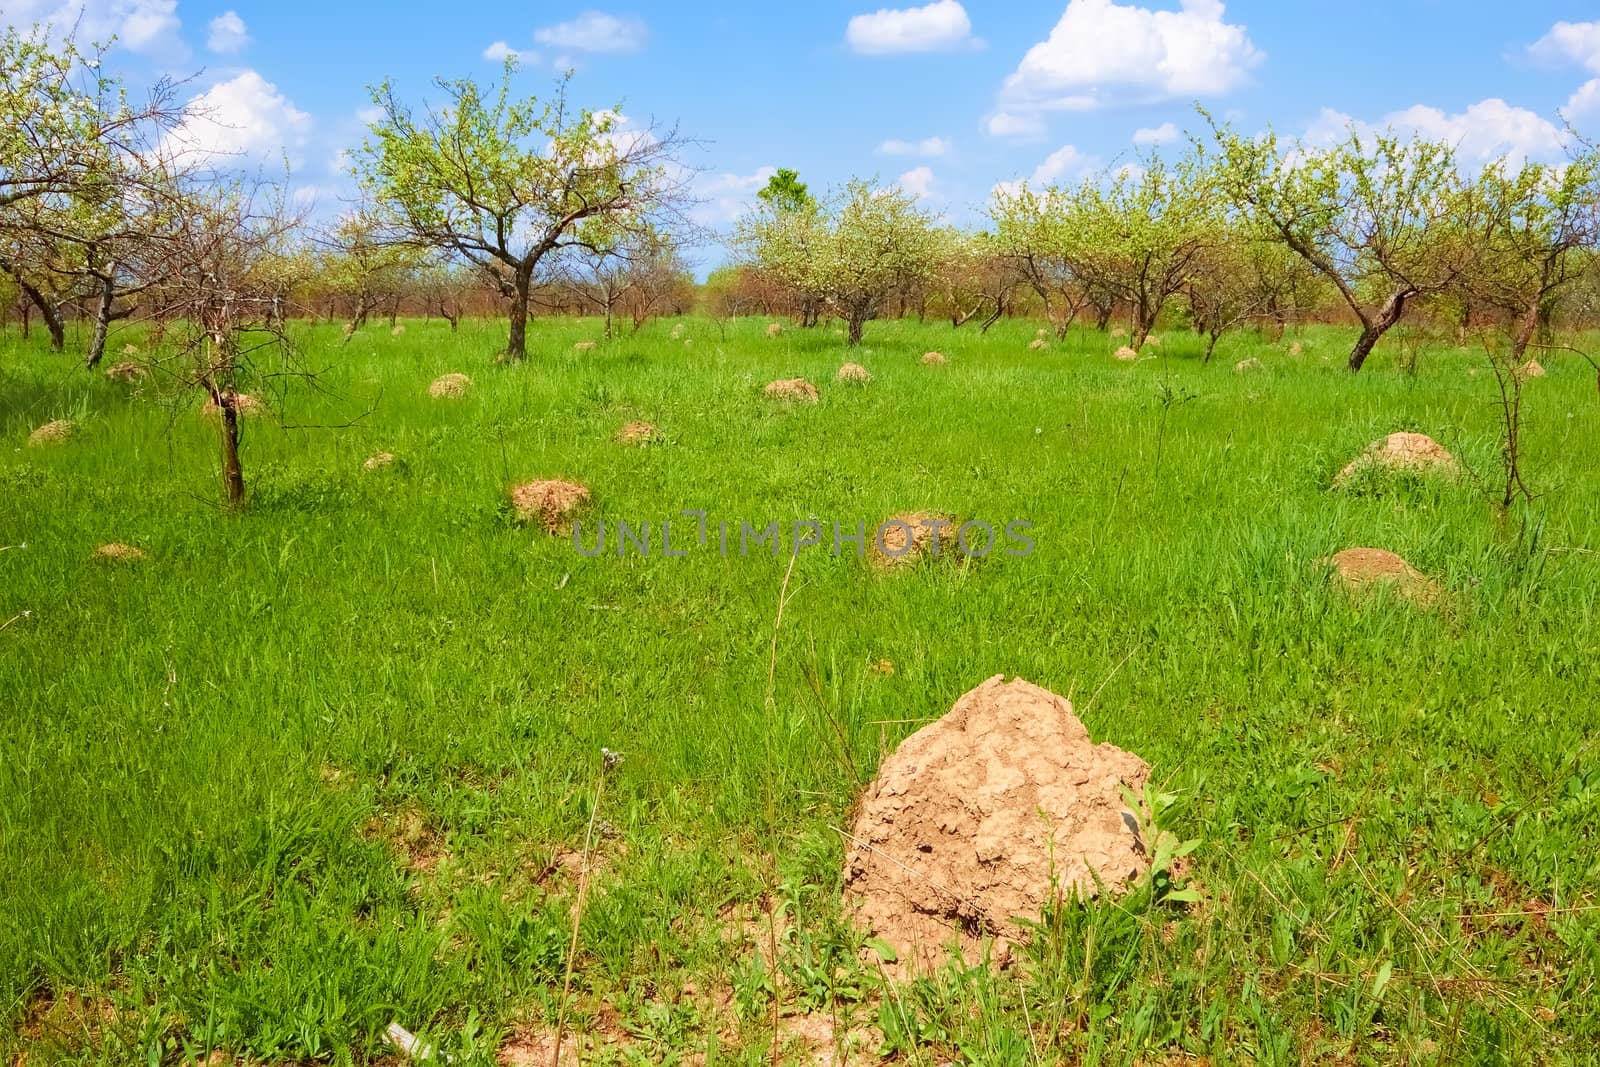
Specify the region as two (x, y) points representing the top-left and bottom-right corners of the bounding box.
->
(878, 135), (951, 157)
(1567, 79), (1600, 123)
(206, 11), (249, 54)
(1528, 20), (1600, 74)
(1000, 0), (1261, 117)
(993, 143), (1097, 197)
(483, 41), (531, 62)
(896, 165), (937, 201)
(1132, 121), (1178, 145)
(4, 0), (186, 61)
(692, 166), (778, 226)
(161, 71), (313, 169)
(846, 0), (975, 55)
(533, 11), (648, 54)
(1305, 99), (1568, 167)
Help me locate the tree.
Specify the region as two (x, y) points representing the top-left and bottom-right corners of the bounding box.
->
(1208, 115), (1469, 371)
(756, 168), (815, 214)
(989, 185), (1092, 337)
(1061, 153), (1218, 349)
(355, 65), (693, 361)
(322, 208), (421, 336)
(133, 176), (306, 508)
(0, 26), (184, 366)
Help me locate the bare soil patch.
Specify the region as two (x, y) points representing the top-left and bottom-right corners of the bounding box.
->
(510, 479), (591, 532)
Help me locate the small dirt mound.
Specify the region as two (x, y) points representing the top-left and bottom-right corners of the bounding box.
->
(26, 419), (75, 447)
(1517, 359), (1547, 379)
(1334, 432), (1459, 486)
(765, 378), (819, 402)
(921, 351), (946, 366)
(1324, 547), (1440, 606)
(1288, 341), (1304, 355)
(363, 451), (397, 472)
(766, 322), (783, 338)
(510, 479), (590, 532)
(1144, 333), (1162, 347)
(121, 343), (140, 355)
(670, 323), (686, 340)
(836, 362), (872, 383)
(94, 542), (147, 562)
(105, 360), (147, 383)
(391, 324), (405, 336)
(1110, 327), (1128, 339)
(616, 420), (658, 444)
(201, 392), (266, 418)
(1114, 345), (1139, 361)
(1028, 338), (1048, 351)
(1035, 327), (1049, 337)
(872, 511), (955, 568)
(1235, 357), (1264, 372)
(428, 373), (472, 399)
(574, 341), (596, 352)
(843, 675), (1151, 974)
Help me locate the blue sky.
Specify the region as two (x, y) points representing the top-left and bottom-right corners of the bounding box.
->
(6, 0), (1600, 244)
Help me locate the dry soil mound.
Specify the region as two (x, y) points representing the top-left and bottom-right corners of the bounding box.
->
(574, 341), (596, 352)
(872, 512), (954, 567)
(429, 373), (472, 399)
(1235, 357), (1264, 372)
(26, 419), (74, 447)
(836, 362), (872, 383)
(616, 420), (658, 444)
(391, 324), (406, 336)
(765, 378), (819, 402)
(105, 360), (147, 383)
(1028, 338), (1048, 351)
(1324, 547), (1439, 606)
(766, 322), (783, 338)
(1114, 346), (1139, 361)
(843, 675), (1151, 974)
(94, 542), (147, 562)
(1144, 333), (1162, 347)
(510, 479), (590, 532)
(1518, 359), (1547, 379)
(1110, 327), (1128, 339)
(363, 451), (397, 472)
(1288, 341), (1304, 355)
(921, 351), (946, 366)
(1334, 432), (1459, 486)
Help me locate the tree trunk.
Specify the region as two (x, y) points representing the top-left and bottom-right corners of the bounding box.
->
(18, 278), (65, 352)
(1204, 330), (1220, 364)
(1094, 302), (1113, 331)
(19, 300), (30, 340)
(85, 272), (117, 369)
(847, 314), (864, 346)
(505, 263), (533, 360)
(218, 398), (246, 510)
(1347, 288), (1413, 372)
(979, 296), (1006, 334)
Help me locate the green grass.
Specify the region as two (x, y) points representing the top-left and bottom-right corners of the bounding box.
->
(2, 314), (1598, 1065)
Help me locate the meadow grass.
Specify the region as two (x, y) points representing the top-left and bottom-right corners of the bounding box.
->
(1, 314), (1598, 1065)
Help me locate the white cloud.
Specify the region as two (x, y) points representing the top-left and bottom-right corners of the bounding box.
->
(161, 71), (313, 169)
(1132, 121), (1178, 145)
(877, 135), (951, 157)
(483, 41), (525, 62)
(1528, 20), (1600, 74)
(533, 11), (648, 54)
(206, 10), (249, 54)
(986, 110), (1046, 139)
(993, 143), (1097, 197)
(1567, 79), (1600, 123)
(846, 0), (974, 55)
(896, 165), (937, 201)
(1000, 0), (1261, 116)
(4, 0), (187, 61)
(1306, 99), (1568, 168)
(692, 166), (778, 226)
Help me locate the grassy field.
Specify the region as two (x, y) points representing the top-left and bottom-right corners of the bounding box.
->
(2, 314), (1599, 1066)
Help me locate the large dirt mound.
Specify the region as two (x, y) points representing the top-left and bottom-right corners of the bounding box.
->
(26, 419), (74, 447)
(765, 378), (819, 402)
(843, 675), (1151, 974)
(1324, 547), (1440, 606)
(510, 479), (590, 532)
(871, 511), (955, 568)
(1335, 432), (1458, 486)
(836, 362), (871, 383)
(428, 373), (472, 399)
